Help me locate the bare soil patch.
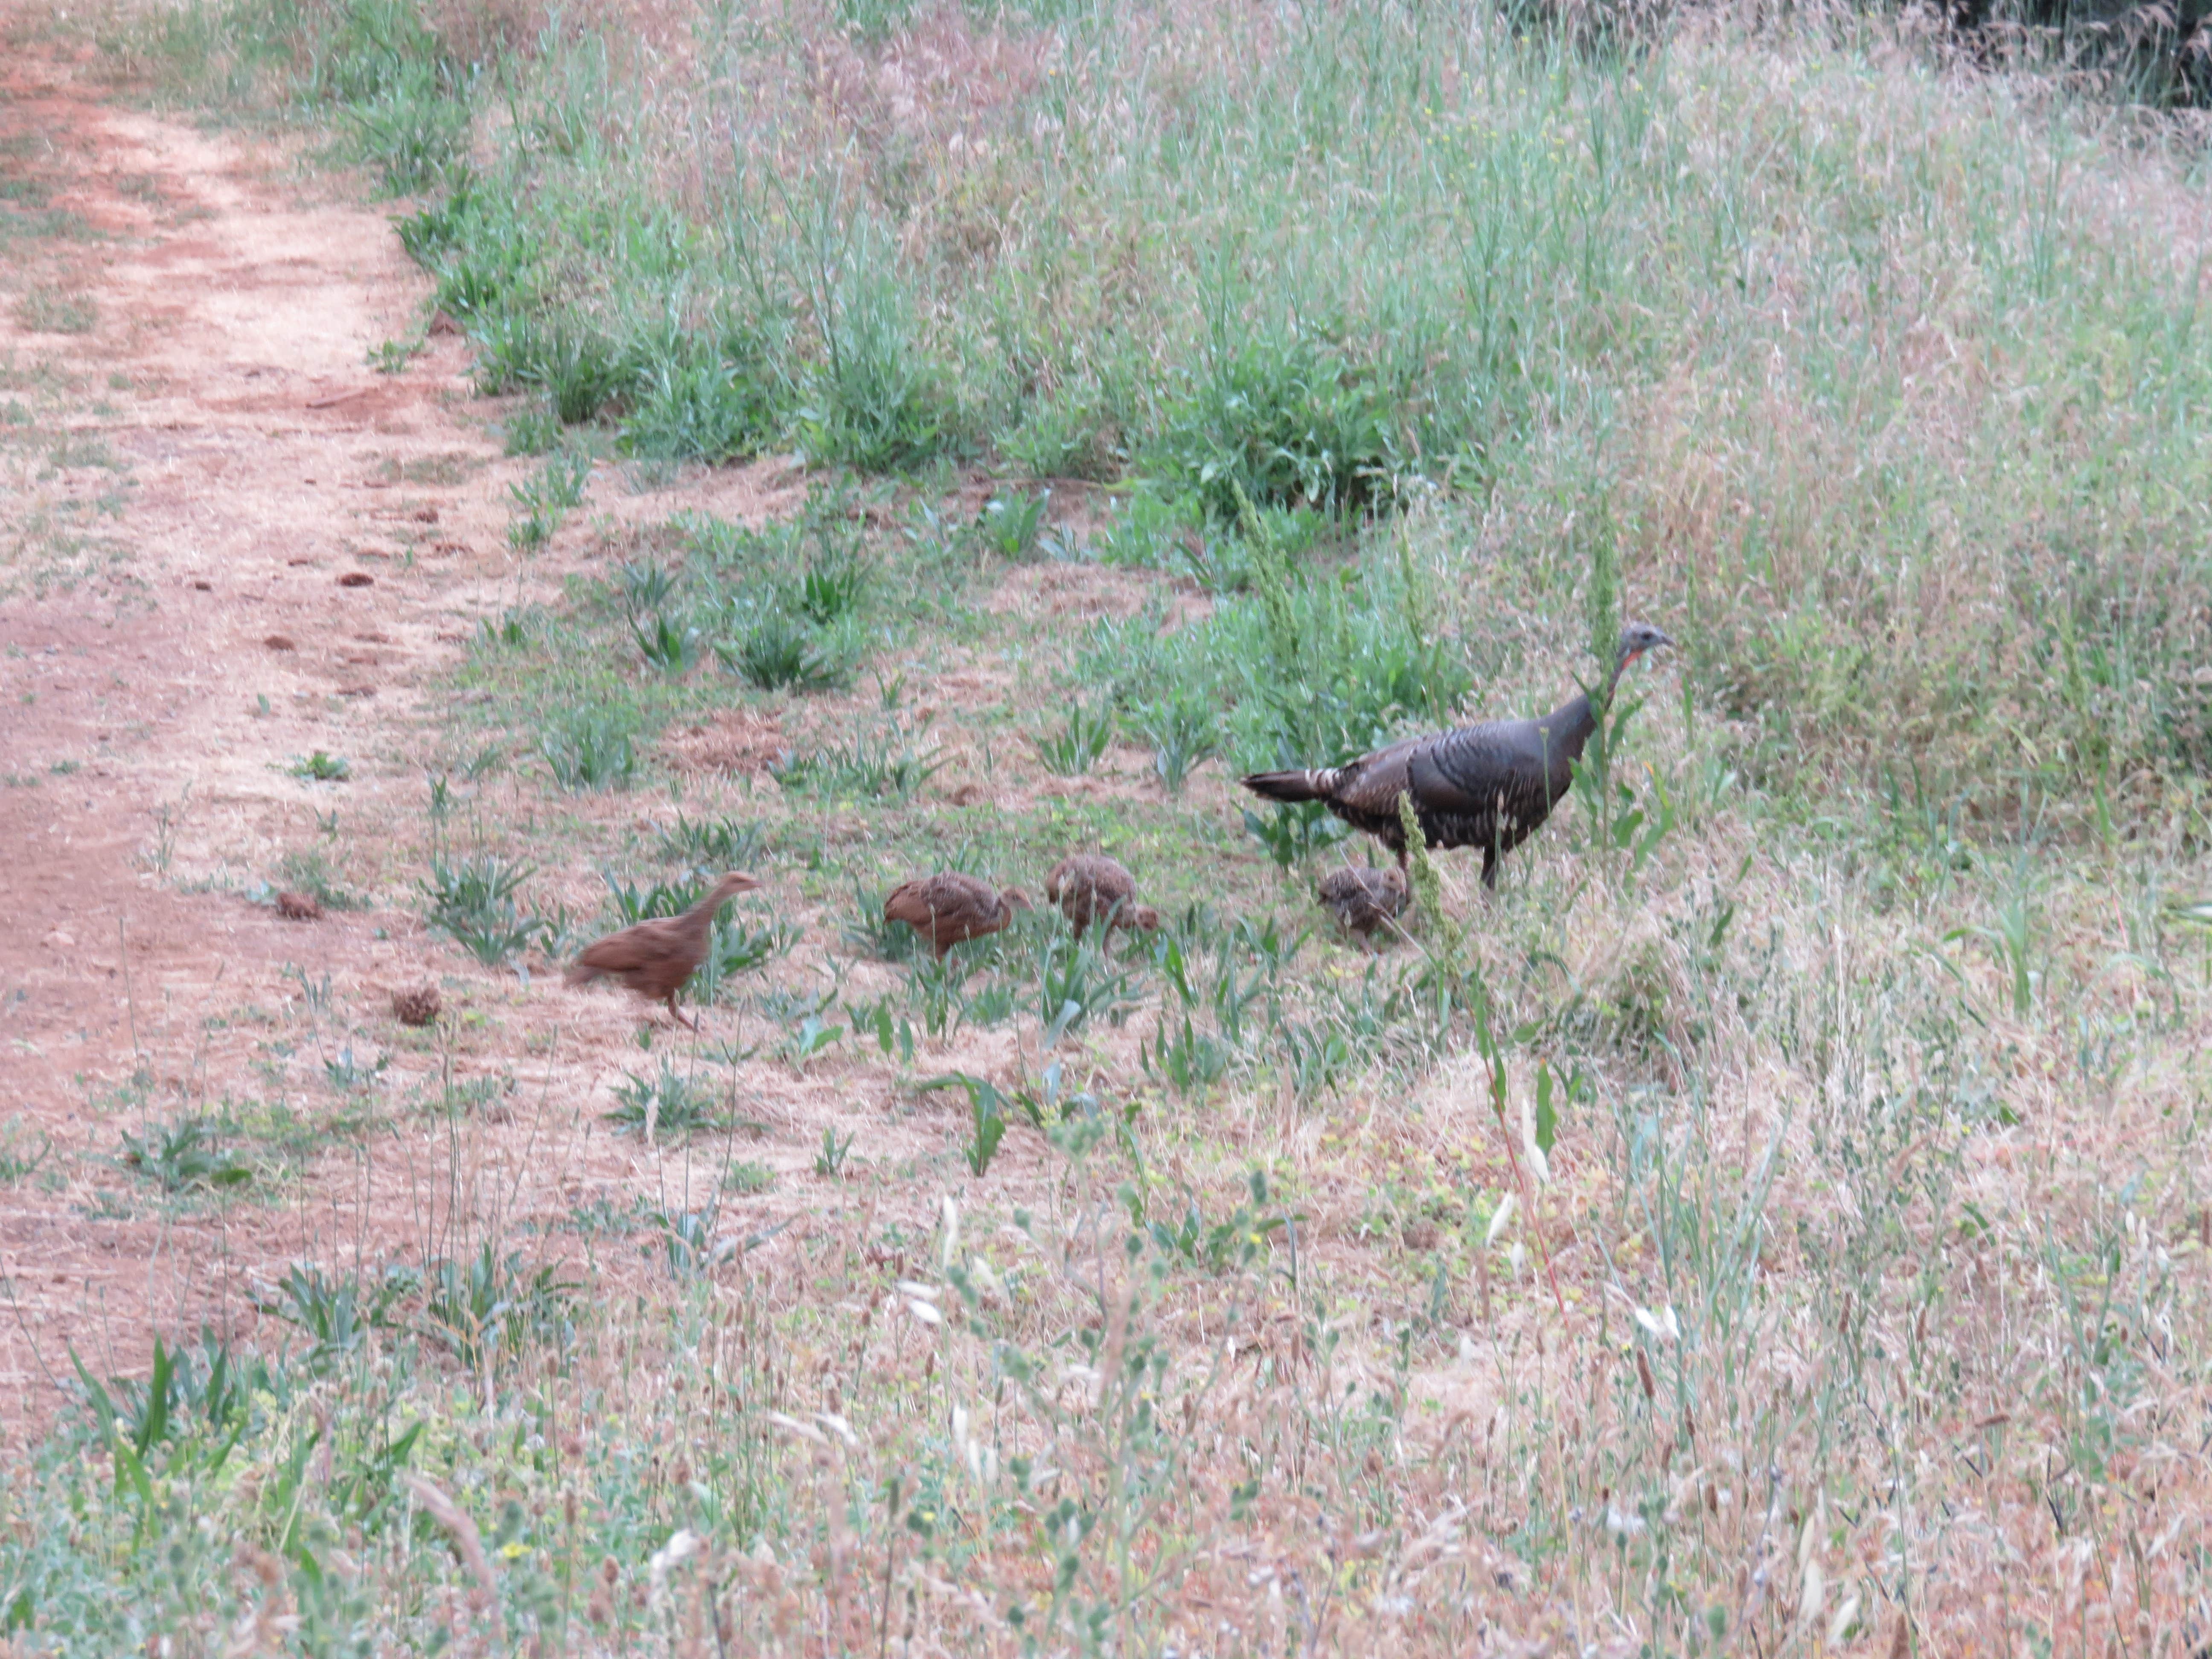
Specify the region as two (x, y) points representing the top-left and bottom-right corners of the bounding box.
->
(0, 42), (841, 1429)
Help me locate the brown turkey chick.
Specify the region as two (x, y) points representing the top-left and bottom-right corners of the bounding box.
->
(274, 890), (324, 920)
(1045, 855), (1160, 943)
(1317, 865), (1409, 947)
(565, 871), (762, 1028)
(883, 873), (1030, 959)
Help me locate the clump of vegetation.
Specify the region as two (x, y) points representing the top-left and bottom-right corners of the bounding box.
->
(602, 1062), (727, 1141)
(419, 853), (539, 965)
(288, 751), (350, 782)
(119, 1117), (250, 1193)
(539, 707), (637, 791)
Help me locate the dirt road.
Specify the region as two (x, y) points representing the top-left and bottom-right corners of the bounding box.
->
(0, 33), (546, 1422)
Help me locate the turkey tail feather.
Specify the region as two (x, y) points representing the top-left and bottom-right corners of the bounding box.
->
(1241, 768), (1337, 804)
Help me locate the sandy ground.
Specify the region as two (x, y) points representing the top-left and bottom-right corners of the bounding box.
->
(0, 36), (819, 1427)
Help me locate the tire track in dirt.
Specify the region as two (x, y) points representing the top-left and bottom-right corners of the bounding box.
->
(0, 40), (544, 1423)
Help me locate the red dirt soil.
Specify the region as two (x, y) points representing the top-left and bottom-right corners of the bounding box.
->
(0, 37), (788, 1432)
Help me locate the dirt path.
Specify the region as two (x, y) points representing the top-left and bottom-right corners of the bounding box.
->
(0, 36), (568, 1423)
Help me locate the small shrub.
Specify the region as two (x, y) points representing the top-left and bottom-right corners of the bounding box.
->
(600, 870), (703, 923)
(524, 319), (628, 425)
(798, 210), (954, 471)
(795, 543), (868, 625)
(503, 400), (559, 456)
(616, 560), (678, 614)
(691, 915), (801, 1003)
(266, 1261), (407, 1372)
(649, 1205), (722, 1276)
(1243, 800), (1350, 867)
(843, 879), (921, 961)
(0, 1118), (52, 1184)
(1034, 936), (1140, 1045)
(507, 449), (592, 549)
(337, 57), (472, 195)
(1157, 326), (1402, 518)
(813, 1126), (854, 1176)
(13, 285), (97, 334)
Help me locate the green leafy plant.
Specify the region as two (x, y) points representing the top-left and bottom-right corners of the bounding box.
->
(617, 560), (678, 614)
(814, 1126), (854, 1177)
(718, 606), (853, 691)
(843, 879), (922, 962)
(1242, 800), (1348, 867)
(602, 1062), (728, 1140)
(290, 751), (352, 782)
(722, 1161), (774, 1196)
(769, 724), (943, 799)
(0, 1118), (52, 1185)
(655, 811), (763, 870)
(421, 853), (540, 966)
(1138, 695), (1219, 794)
(119, 1117), (251, 1193)
(978, 489), (1048, 560)
(540, 709), (637, 791)
(1036, 701), (1114, 776)
(648, 1205), (721, 1276)
(419, 1242), (578, 1375)
(265, 1262), (409, 1373)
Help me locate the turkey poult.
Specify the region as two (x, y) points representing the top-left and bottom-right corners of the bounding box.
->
(1045, 854), (1159, 942)
(884, 874), (1031, 958)
(565, 871), (762, 1028)
(1241, 623), (1673, 888)
(1318, 865), (1409, 946)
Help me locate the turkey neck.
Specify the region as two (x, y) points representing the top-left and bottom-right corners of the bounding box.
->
(679, 877), (748, 940)
(1533, 658), (1627, 784)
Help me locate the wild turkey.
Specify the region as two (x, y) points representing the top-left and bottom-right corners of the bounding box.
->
(1045, 854), (1159, 942)
(884, 873), (1030, 959)
(565, 870), (762, 1028)
(1318, 865), (1408, 946)
(1243, 623), (1672, 888)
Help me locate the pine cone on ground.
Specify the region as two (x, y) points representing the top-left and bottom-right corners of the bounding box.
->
(392, 986), (442, 1027)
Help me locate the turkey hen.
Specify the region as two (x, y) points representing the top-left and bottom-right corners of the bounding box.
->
(565, 870), (762, 1028)
(1045, 854), (1159, 943)
(884, 873), (1030, 959)
(1243, 624), (1672, 888)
